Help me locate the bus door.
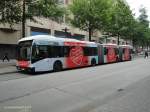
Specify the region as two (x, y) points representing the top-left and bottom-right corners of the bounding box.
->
(103, 47), (108, 63)
(123, 48), (130, 61)
(119, 47), (123, 61)
(32, 45), (50, 71)
(105, 46), (116, 63)
(98, 45), (103, 64)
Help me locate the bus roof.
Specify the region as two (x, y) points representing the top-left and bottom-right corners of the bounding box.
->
(102, 43), (118, 47)
(18, 35), (97, 46)
(119, 45), (133, 48)
(18, 35), (68, 42)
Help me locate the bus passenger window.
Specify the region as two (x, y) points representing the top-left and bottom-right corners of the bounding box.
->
(83, 47), (97, 56)
(55, 46), (63, 57)
(37, 46), (48, 59)
(64, 46), (70, 57)
(83, 47), (89, 56)
(48, 46), (64, 58)
(123, 48), (125, 54)
(31, 45), (48, 63)
(115, 48), (119, 54)
(92, 47), (98, 56)
(130, 49), (133, 54)
(104, 48), (108, 55)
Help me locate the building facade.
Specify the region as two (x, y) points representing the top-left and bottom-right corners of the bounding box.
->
(0, 0), (131, 59)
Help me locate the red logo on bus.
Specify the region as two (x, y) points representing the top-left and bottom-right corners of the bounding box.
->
(70, 46), (84, 65)
(107, 48), (115, 61)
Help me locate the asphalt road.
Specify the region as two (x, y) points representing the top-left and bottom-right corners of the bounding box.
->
(0, 72), (29, 82)
(0, 58), (150, 112)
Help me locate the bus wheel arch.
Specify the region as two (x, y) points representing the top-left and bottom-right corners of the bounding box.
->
(53, 61), (63, 72)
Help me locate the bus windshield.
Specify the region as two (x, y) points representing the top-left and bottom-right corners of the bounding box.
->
(18, 40), (32, 61)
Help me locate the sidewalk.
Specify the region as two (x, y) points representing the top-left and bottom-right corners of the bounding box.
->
(0, 59), (16, 68)
(0, 60), (17, 75)
(132, 53), (144, 59)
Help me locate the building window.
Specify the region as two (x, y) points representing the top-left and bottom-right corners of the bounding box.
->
(31, 27), (50, 36)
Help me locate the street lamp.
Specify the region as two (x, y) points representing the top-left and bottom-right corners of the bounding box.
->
(62, 27), (70, 38)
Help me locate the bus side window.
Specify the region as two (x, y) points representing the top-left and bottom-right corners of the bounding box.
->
(92, 47), (98, 56)
(54, 46), (63, 57)
(32, 45), (37, 58)
(123, 48), (125, 54)
(38, 46), (48, 58)
(83, 47), (98, 56)
(31, 45), (48, 63)
(115, 48), (119, 55)
(48, 46), (64, 58)
(64, 46), (70, 57)
(130, 49), (133, 54)
(83, 47), (89, 56)
(104, 47), (108, 55)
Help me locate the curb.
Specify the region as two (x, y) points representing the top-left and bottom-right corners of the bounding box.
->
(0, 71), (18, 75)
(0, 66), (17, 75)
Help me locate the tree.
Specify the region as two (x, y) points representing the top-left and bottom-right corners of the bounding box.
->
(0, 0), (22, 26)
(22, 0), (66, 37)
(136, 7), (150, 48)
(69, 0), (112, 41)
(125, 7), (150, 49)
(144, 28), (150, 49)
(28, 0), (65, 22)
(138, 7), (149, 27)
(0, 0), (65, 37)
(104, 0), (134, 45)
(131, 21), (146, 47)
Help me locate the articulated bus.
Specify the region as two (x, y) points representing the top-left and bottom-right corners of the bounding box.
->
(16, 35), (133, 73)
(16, 35), (99, 72)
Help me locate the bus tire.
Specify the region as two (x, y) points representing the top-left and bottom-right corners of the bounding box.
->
(91, 59), (96, 66)
(53, 61), (62, 72)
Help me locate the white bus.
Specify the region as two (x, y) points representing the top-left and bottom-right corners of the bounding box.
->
(16, 35), (98, 72)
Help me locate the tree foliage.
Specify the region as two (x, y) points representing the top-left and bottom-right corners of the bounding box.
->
(0, 0), (65, 28)
(138, 7), (149, 27)
(69, 0), (150, 47)
(103, 0), (135, 44)
(0, 0), (22, 25)
(69, 0), (112, 41)
(132, 7), (150, 47)
(28, 0), (65, 22)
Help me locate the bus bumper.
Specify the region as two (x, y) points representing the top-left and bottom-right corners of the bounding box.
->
(16, 66), (35, 73)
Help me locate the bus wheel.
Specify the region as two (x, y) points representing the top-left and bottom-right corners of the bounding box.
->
(53, 61), (62, 72)
(91, 59), (96, 66)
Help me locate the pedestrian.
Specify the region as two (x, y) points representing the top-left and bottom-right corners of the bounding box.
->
(144, 51), (148, 58)
(3, 53), (9, 62)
